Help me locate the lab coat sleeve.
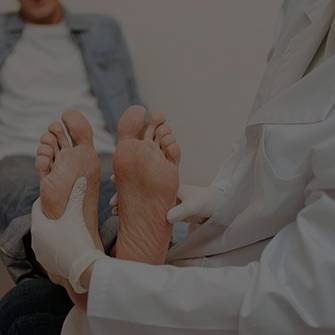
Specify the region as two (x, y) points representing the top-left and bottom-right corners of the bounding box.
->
(87, 259), (257, 334)
(86, 138), (335, 334)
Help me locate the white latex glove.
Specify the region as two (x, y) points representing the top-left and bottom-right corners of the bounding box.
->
(166, 184), (224, 224)
(31, 177), (107, 294)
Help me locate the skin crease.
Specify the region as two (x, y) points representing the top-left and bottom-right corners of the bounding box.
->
(18, 0), (64, 25)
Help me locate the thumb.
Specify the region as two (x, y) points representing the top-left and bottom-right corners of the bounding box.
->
(31, 198), (48, 227)
(177, 184), (194, 201)
(65, 177), (87, 218)
(167, 203), (188, 224)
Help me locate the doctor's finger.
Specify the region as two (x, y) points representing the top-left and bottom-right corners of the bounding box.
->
(109, 193), (118, 207)
(177, 185), (193, 200)
(167, 204), (191, 224)
(31, 198), (48, 226)
(112, 206), (119, 216)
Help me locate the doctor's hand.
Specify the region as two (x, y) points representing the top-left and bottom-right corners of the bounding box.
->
(167, 184), (224, 224)
(31, 177), (107, 294)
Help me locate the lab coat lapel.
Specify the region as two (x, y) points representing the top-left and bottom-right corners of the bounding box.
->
(249, 0), (335, 126)
(247, 52), (335, 126)
(254, 0), (334, 111)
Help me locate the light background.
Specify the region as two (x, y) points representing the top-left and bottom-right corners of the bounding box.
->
(0, 0), (282, 295)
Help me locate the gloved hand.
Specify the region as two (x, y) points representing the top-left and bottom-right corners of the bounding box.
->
(31, 177), (107, 294)
(109, 174), (119, 216)
(166, 184), (225, 224)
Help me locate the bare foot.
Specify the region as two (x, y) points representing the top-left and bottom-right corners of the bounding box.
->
(35, 110), (103, 251)
(113, 106), (180, 265)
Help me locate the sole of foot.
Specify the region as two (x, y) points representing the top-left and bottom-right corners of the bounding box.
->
(35, 110), (103, 251)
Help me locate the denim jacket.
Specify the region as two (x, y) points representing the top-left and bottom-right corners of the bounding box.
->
(0, 10), (141, 134)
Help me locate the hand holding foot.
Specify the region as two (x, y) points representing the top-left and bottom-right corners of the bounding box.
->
(32, 177), (106, 306)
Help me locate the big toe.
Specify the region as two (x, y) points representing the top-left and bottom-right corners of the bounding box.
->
(62, 110), (93, 146)
(117, 105), (147, 141)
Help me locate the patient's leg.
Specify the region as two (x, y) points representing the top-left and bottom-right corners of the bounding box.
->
(113, 106), (180, 265)
(35, 110), (103, 251)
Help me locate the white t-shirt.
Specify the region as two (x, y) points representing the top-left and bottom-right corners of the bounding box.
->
(0, 22), (115, 159)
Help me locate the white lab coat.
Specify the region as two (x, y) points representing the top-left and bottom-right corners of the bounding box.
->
(62, 0), (335, 334)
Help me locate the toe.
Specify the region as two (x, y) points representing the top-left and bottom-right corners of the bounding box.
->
(48, 121), (71, 149)
(40, 132), (59, 155)
(117, 105), (146, 141)
(160, 134), (176, 149)
(144, 112), (166, 141)
(62, 110), (93, 146)
(155, 124), (172, 144)
(151, 112), (166, 126)
(160, 133), (179, 163)
(166, 143), (181, 165)
(35, 155), (51, 177)
(36, 144), (54, 159)
(156, 125), (172, 138)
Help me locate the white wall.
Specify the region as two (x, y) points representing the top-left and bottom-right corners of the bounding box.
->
(0, 1), (282, 185)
